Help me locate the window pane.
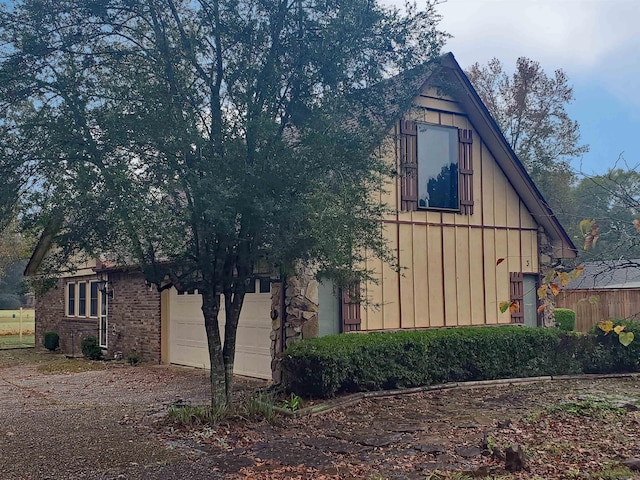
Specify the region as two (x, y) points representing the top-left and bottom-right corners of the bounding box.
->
(90, 282), (99, 317)
(245, 278), (256, 293)
(259, 278), (271, 293)
(67, 283), (75, 316)
(417, 124), (459, 210)
(78, 283), (86, 316)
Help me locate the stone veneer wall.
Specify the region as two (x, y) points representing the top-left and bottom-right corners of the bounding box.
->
(270, 264), (320, 381)
(34, 271), (162, 362)
(538, 227), (560, 327)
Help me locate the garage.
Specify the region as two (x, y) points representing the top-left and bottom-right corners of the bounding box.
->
(167, 280), (273, 379)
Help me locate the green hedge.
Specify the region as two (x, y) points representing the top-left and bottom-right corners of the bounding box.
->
(282, 326), (585, 398)
(582, 320), (640, 374)
(555, 308), (576, 331)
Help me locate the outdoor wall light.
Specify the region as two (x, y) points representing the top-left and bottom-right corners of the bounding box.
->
(96, 275), (114, 299)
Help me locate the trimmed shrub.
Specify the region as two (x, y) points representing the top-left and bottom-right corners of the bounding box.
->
(43, 332), (60, 351)
(282, 326), (585, 398)
(555, 308), (576, 331)
(586, 320), (640, 373)
(81, 335), (103, 360)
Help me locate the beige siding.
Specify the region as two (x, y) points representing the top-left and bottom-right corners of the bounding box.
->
(362, 89), (541, 330)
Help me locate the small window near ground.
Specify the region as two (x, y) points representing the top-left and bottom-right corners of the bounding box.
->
(417, 123), (459, 210)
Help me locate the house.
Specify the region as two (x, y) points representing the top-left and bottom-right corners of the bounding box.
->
(26, 53), (577, 380)
(557, 260), (640, 331)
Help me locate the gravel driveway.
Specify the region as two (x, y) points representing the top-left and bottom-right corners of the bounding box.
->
(4, 349), (640, 480)
(0, 349), (267, 480)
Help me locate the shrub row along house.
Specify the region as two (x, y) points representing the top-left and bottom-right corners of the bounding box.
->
(26, 53), (577, 380)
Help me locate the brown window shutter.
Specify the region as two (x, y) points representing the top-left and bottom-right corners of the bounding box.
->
(509, 272), (524, 323)
(399, 120), (418, 211)
(341, 283), (361, 332)
(458, 129), (474, 215)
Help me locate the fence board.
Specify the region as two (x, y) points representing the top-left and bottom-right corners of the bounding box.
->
(557, 289), (640, 332)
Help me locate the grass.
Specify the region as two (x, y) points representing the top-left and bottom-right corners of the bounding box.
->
(544, 399), (625, 418)
(0, 334), (35, 349)
(37, 358), (106, 374)
(0, 309), (35, 335)
(167, 392), (278, 426)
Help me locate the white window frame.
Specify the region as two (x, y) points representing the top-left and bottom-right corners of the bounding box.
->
(99, 287), (108, 348)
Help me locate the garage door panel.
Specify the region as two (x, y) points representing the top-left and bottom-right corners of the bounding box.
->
(168, 288), (272, 379)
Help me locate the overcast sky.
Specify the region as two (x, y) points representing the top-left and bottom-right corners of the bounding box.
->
(409, 0), (640, 176)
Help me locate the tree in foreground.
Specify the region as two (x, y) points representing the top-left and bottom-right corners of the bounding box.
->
(466, 57), (588, 226)
(0, 0), (447, 406)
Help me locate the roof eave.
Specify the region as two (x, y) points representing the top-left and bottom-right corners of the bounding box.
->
(439, 53), (577, 259)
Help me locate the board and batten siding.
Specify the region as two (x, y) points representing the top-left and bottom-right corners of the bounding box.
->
(362, 88), (539, 330)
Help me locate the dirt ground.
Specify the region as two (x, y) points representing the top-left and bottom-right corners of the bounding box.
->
(2, 348), (640, 480)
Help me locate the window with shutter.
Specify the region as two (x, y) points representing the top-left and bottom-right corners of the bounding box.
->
(399, 120), (418, 211)
(509, 272), (524, 323)
(399, 120), (474, 214)
(341, 283), (361, 332)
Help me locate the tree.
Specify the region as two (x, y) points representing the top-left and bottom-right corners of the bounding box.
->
(571, 164), (640, 260)
(466, 57), (587, 221)
(0, 221), (31, 280)
(0, 0), (447, 407)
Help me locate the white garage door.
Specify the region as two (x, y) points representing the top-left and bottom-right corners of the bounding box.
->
(168, 283), (273, 379)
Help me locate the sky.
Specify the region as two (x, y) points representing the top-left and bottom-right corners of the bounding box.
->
(413, 0), (640, 176)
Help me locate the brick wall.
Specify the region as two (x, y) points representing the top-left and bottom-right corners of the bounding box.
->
(106, 270), (161, 363)
(35, 278), (99, 356)
(35, 278), (65, 349)
(34, 271), (162, 363)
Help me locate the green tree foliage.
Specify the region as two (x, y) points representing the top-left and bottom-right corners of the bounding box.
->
(569, 166), (640, 259)
(0, 0), (447, 406)
(0, 220), (31, 286)
(465, 57), (587, 223)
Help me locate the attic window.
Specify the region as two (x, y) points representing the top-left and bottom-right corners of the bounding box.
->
(399, 120), (474, 214)
(417, 124), (459, 210)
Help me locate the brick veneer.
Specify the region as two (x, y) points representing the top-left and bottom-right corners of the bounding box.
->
(35, 271), (162, 363)
(105, 270), (161, 362)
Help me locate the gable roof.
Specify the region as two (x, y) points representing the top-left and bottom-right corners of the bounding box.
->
(565, 260), (640, 290)
(424, 53), (576, 258)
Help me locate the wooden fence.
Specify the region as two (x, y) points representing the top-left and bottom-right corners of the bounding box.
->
(556, 289), (640, 332)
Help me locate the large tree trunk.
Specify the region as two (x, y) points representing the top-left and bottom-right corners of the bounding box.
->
(201, 287), (227, 408)
(222, 289), (246, 404)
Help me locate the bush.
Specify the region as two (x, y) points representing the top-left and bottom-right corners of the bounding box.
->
(81, 335), (103, 360)
(282, 326), (585, 398)
(555, 308), (576, 331)
(127, 350), (142, 365)
(43, 332), (59, 351)
(587, 320), (640, 373)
